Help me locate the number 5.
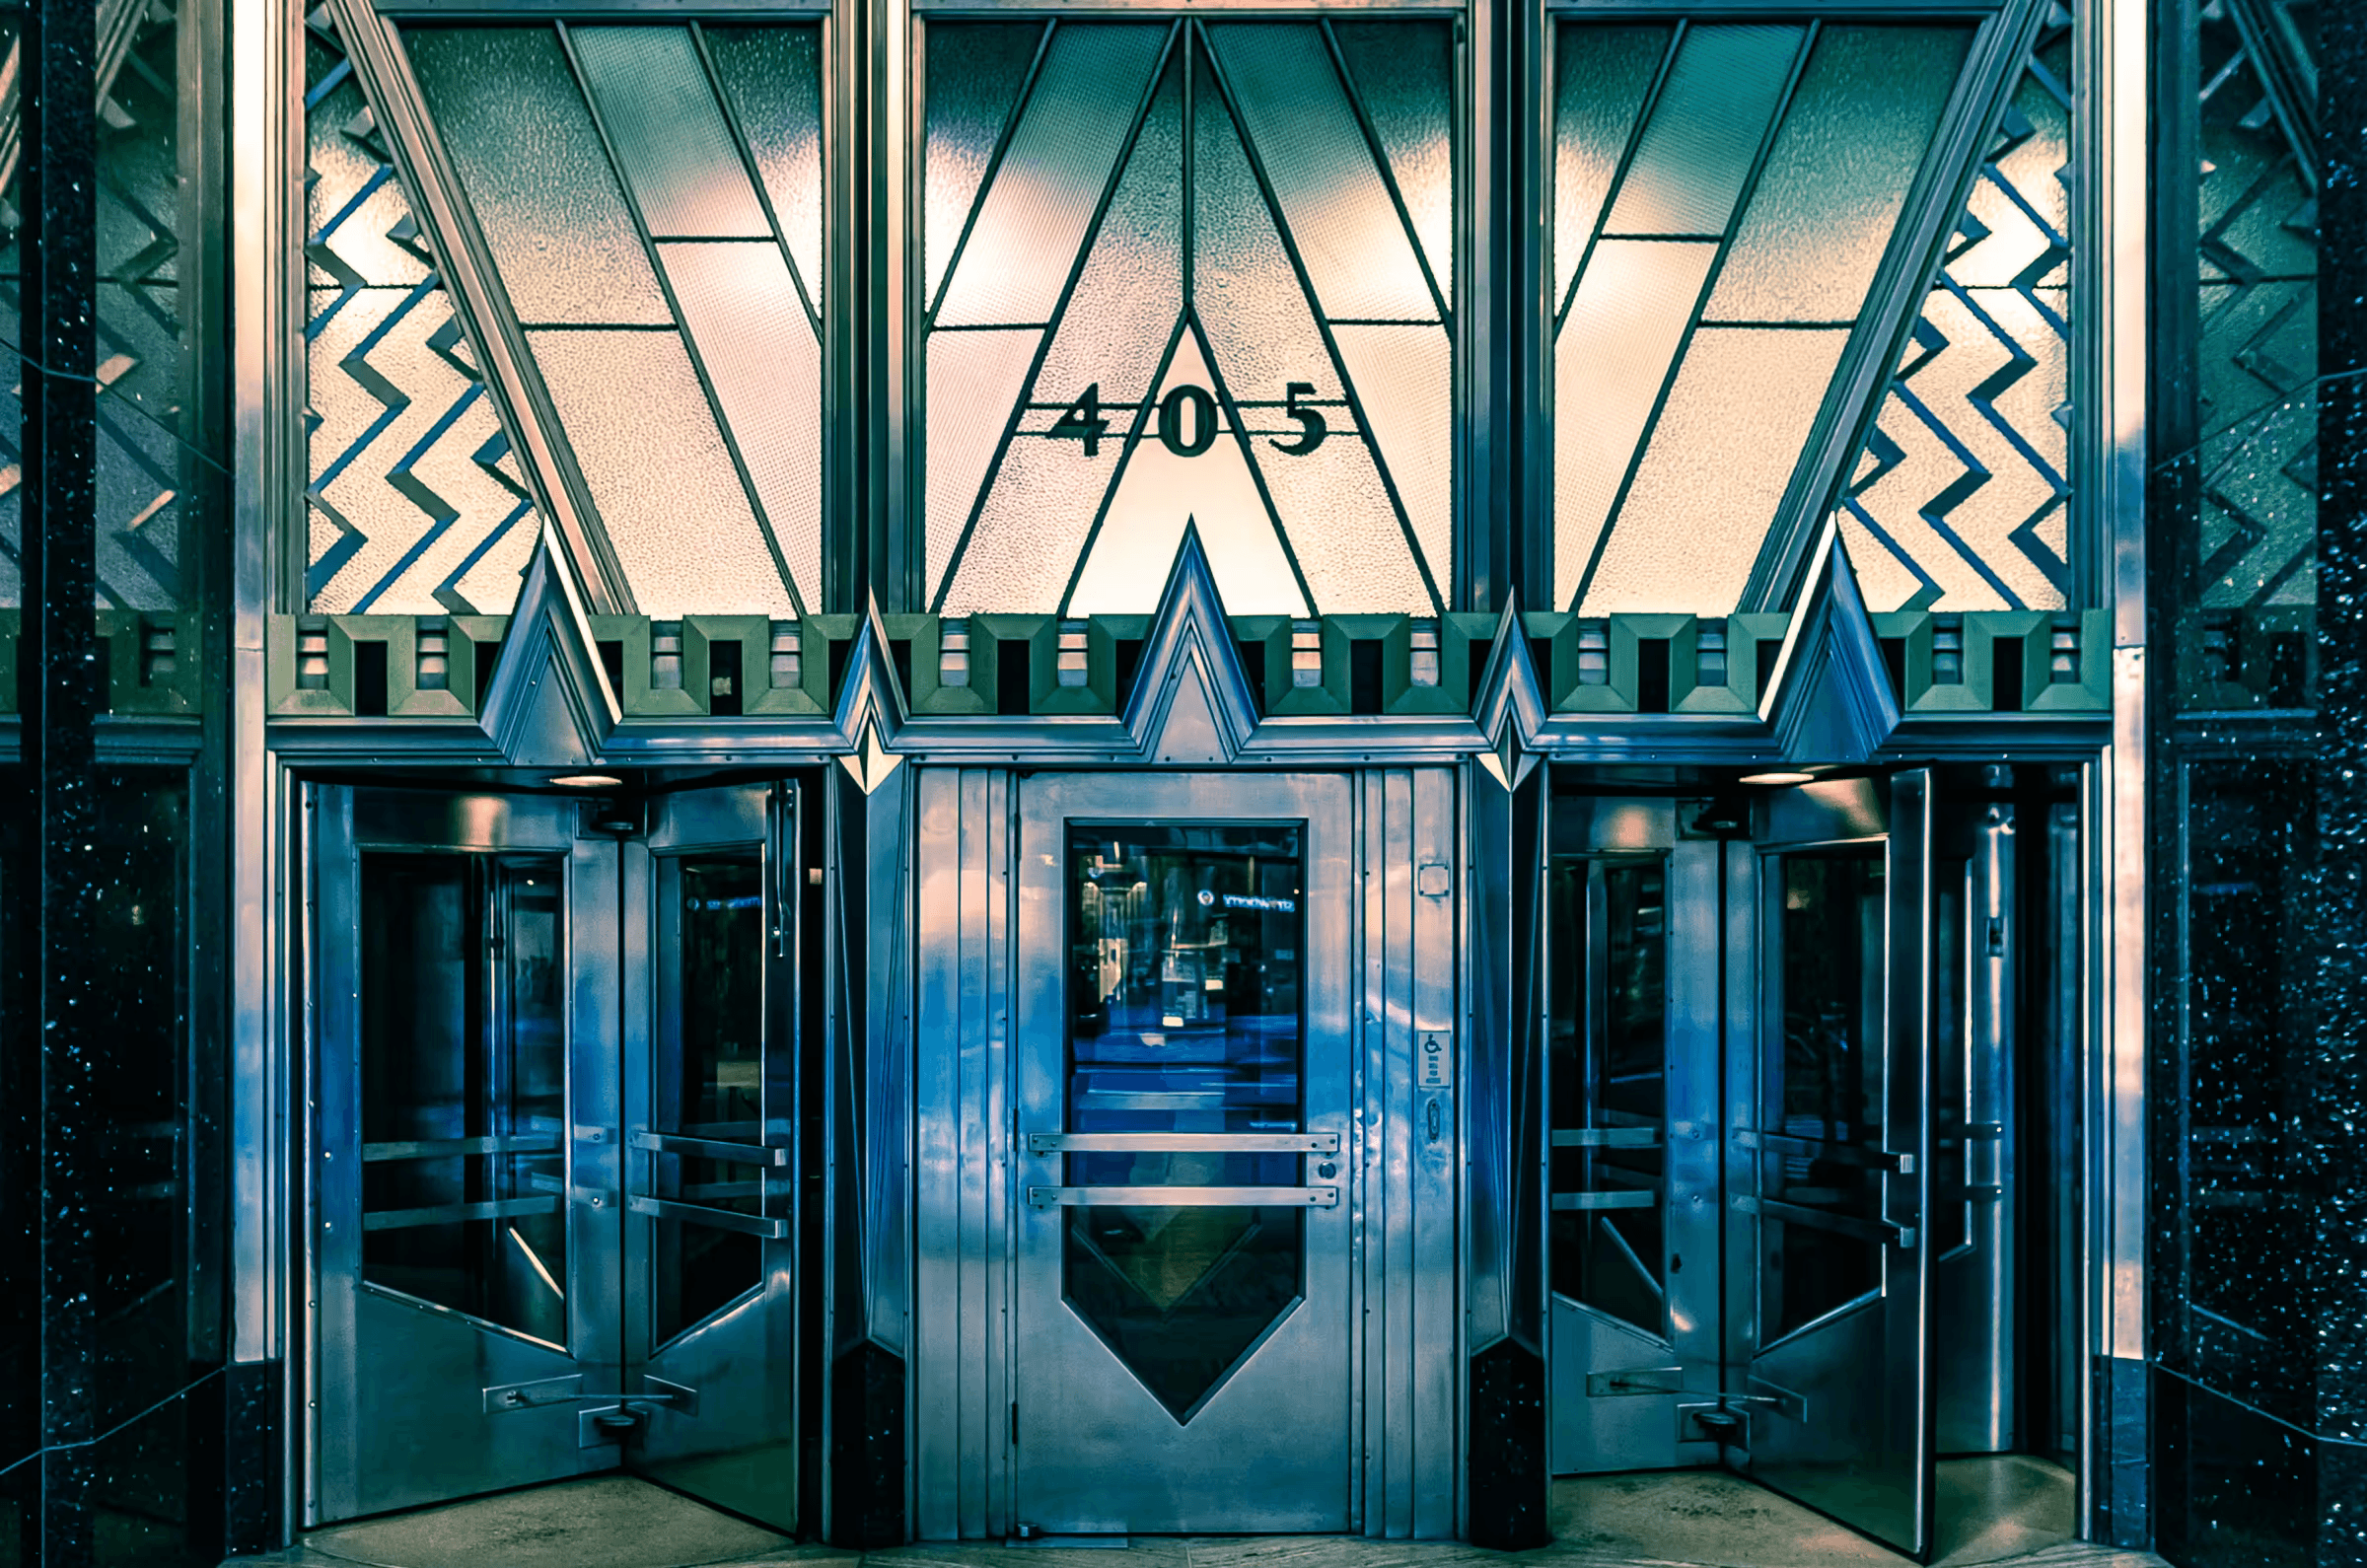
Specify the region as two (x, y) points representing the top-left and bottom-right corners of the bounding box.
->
(1270, 381), (1327, 457)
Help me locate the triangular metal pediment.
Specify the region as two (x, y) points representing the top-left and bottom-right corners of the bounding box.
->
(1757, 520), (1901, 764)
(1470, 597), (1544, 790)
(476, 522), (621, 766)
(1122, 528), (1260, 765)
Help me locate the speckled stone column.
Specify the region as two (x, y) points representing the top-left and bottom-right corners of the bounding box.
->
(22, 0), (103, 1561)
(2314, 6), (2367, 1560)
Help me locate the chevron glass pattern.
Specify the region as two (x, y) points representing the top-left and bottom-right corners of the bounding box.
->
(2, 0), (209, 608)
(1550, 20), (1975, 616)
(1837, 8), (2076, 612)
(2190, 0), (2318, 611)
(920, 20), (1455, 617)
(306, 9), (541, 615)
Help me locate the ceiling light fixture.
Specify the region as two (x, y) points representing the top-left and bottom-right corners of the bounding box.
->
(549, 773), (624, 789)
(1738, 771), (1816, 787)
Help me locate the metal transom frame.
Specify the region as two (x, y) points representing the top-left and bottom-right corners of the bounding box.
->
(308, 782), (801, 1529)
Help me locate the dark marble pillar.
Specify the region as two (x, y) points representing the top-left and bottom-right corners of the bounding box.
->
(2309, 7), (2367, 1563)
(21, 0), (103, 1563)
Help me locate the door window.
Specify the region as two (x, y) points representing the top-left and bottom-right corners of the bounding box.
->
(359, 852), (570, 1346)
(1062, 822), (1306, 1420)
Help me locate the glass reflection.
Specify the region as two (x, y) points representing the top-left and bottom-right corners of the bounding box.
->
(1763, 848), (1884, 1340)
(1548, 857), (1669, 1337)
(360, 853), (569, 1346)
(651, 854), (766, 1348)
(1063, 823), (1305, 1421)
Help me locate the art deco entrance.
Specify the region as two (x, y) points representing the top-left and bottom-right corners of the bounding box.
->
(309, 784), (802, 1529)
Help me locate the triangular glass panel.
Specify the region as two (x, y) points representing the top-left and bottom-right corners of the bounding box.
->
(1549, 19), (1994, 615)
(925, 21), (1454, 615)
(362, 18), (825, 616)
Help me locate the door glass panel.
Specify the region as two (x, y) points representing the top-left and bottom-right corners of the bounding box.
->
(1063, 823), (1305, 1422)
(1548, 857), (1669, 1336)
(360, 853), (569, 1345)
(652, 853), (767, 1347)
(1764, 847), (1884, 1340)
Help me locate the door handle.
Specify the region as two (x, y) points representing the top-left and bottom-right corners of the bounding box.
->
(626, 1194), (789, 1238)
(630, 1130), (792, 1166)
(1027, 1132), (1338, 1154)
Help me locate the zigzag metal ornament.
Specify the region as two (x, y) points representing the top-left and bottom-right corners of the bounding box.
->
(1119, 526), (1263, 766)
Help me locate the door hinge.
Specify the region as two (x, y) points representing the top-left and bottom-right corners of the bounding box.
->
(1010, 1401), (1018, 1447)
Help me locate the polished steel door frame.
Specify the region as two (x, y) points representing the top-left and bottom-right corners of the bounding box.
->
(312, 787), (623, 1522)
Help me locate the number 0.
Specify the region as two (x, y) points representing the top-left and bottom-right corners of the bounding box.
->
(1157, 385), (1217, 458)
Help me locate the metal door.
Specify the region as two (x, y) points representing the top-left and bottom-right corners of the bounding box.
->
(1728, 771), (1934, 1558)
(619, 784), (800, 1530)
(1011, 773), (1354, 1534)
(313, 784), (798, 1526)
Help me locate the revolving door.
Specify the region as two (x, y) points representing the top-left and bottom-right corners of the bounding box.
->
(309, 784), (802, 1528)
(1546, 770), (2034, 1560)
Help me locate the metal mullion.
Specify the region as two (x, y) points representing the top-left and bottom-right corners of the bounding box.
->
(1184, 308), (1325, 615)
(923, 18), (1055, 326)
(1319, 17), (1451, 329)
(2221, 0), (2316, 185)
(1051, 313), (1192, 616)
(1585, 860), (1609, 1198)
(1551, 18), (1683, 334)
(1737, 0), (2048, 612)
(1197, 21), (1444, 616)
(1566, 20), (1818, 614)
(323, 0), (635, 612)
(556, 19), (808, 617)
(690, 20), (825, 335)
(925, 20), (1182, 612)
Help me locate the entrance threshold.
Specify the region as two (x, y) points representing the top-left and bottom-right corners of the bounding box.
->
(223, 1465), (2166, 1568)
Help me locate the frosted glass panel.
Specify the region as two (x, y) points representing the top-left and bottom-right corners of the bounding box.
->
(571, 28), (770, 241)
(1552, 241), (1717, 611)
(707, 26), (826, 308)
(660, 243), (822, 611)
(1331, 22), (1456, 296)
(1067, 329), (1310, 618)
(922, 23), (1044, 309)
(925, 21), (1452, 614)
(932, 24), (1168, 326)
(1602, 25), (1801, 239)
(1706, 26), (1971, 323)
(1552, 26), (1670, 314)
(1208, 23), (1436, 321)
(1581, 327), (1847, 614)
(1193, 60), (1428, 614)
(527, 328), (794, 616)
(407, 27), (669, 326)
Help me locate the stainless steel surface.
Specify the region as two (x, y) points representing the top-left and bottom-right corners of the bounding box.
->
(312, 783), (798, 1530)
(1030, 1133), (1339, 1154)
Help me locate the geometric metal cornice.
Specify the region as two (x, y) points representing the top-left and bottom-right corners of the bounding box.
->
(259, 527), (2112, 768)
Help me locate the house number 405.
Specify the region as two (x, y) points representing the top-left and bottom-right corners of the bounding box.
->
(1049, 382), (1327, 458)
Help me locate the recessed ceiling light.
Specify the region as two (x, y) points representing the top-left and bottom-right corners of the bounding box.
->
(1738, 771), (1816, 787)
(549, 773), (624, 789)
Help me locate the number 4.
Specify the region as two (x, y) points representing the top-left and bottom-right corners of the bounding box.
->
(1050, 384), (1111, 457)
